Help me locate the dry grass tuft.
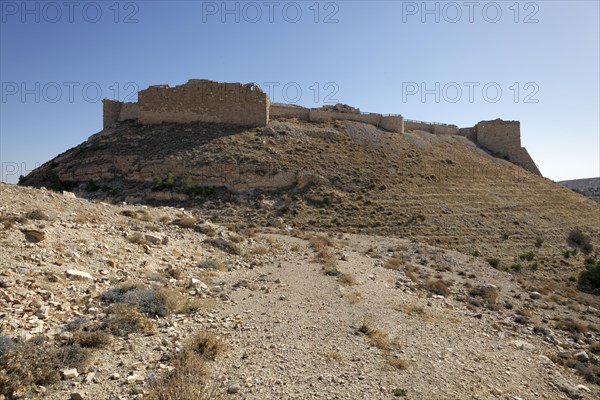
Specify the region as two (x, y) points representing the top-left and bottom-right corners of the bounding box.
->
(185, 332), (227, 361)
(384, 257), (403, 270)
(172, 217), (197, 228)
(73, 331), (112, 348)
(99, 304), (155, 337)
(0, 337), (90, 398)
(345, 291), (362, 304)
(145, 351), (215, 400)
(324, 351), (344, 362)
(423, 279), (451, 297)
(145, 331), (226, 400)
(338, 272), (358, 286)
(386, 356), (409, 370)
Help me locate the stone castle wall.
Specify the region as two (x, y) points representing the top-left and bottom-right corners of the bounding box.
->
(404, 120), (459, 135)
(101, 79), (539, 176)
(270, 103), (404, 133)
(461, 119), (540, 175)
(102, 99), (138, 128)
(137, 79), (269, 127)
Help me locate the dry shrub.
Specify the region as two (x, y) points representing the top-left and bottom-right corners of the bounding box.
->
(99, 304), (154, 336)
(145, 351), (215, 400)
(101, 284), (181, 317)
(315, 248), (336, 264)
(74, 331), (112, 348)
(252, 244), (271, 255)
(338, 273), (358, 286)
(145, 331), (225, 400)
(309, 234), (334, 252)
(186, 332), (227, 361)
(358, 322), (397, 351)
(172, 217), (197, 228)
(203, 238), (240, 255)
(24, 209), (50, 221)
(386, 356), (409, 370)
(384, 257), (402, 270)
(469, 285), (499, 305)
(325, 351), (344, 361)
(121, 209), (152, 222)
(126, 232), (147, 245)
(555, 317), (587, 334)
(423, 280), (451, 297)
(345, 291), (362, 304)
(0, 337), (90, 398)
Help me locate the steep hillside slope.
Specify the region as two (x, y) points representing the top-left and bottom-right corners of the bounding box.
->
(20, 119), (599, 273)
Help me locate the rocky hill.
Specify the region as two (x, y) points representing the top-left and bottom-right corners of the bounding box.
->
(20, 118), (600, 273)
(560, 178), (600, 202)
(0, 183), (599, 399)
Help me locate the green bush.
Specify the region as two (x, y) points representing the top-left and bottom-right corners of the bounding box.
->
(486, 258), (500, 269)
(579, 260), (600, 294)
(519, 251), (535, 261)
(568, 228), (594, 255)
(510, 263), (522, 272)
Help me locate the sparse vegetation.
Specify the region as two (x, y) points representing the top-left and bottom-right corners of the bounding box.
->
(338, 272), (358, 286)
(99, 304), (155, 336)
(0, 337), (90, 398)
(73, 330), (112, 348)
(101, 284), (179, 317)
(386, 356), (409, 370)
(568, 228), (594, 254)
(510, 263), (523, 272)
(578, 259), (600, 294)
(519, 251), (535, 261)
(486, 258), (500, 269)
(145, 331), (225, 400)
(204, 238), (241, 255)
(383, 257), (402, 270)
(535, 236), (544, 248)
(423, 279), (451, 296)
(324, 351), (344, 361)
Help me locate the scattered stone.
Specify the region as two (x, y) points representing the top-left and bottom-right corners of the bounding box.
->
(575, 384), (591, 393)
(66, 269), (94, 281)
(227, 383), (240, 394)
(574, 351), (589, 362)
(70, 391), (85, 400)
(144, 234), (163, 245)
(512, 340), (536, 351)
(21, 229), (45, 243)
(529, 291), (542, 300)
(62, 368), (79, 379)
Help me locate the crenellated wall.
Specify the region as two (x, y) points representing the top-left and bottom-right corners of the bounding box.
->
(137, 79), (269, 127)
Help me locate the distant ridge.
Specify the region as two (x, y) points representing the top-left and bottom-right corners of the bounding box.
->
(559, 177), (600, 202)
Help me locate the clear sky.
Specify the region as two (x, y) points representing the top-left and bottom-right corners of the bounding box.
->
(1, 0), (599, 183)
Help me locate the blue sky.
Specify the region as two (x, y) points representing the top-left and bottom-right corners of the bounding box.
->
(1, 0), (599, 183)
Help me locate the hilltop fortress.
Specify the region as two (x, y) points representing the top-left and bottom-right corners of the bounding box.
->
(103, 79), (541, 175)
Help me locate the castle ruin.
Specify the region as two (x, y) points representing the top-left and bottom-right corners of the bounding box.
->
(102, 79), (540, 176)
